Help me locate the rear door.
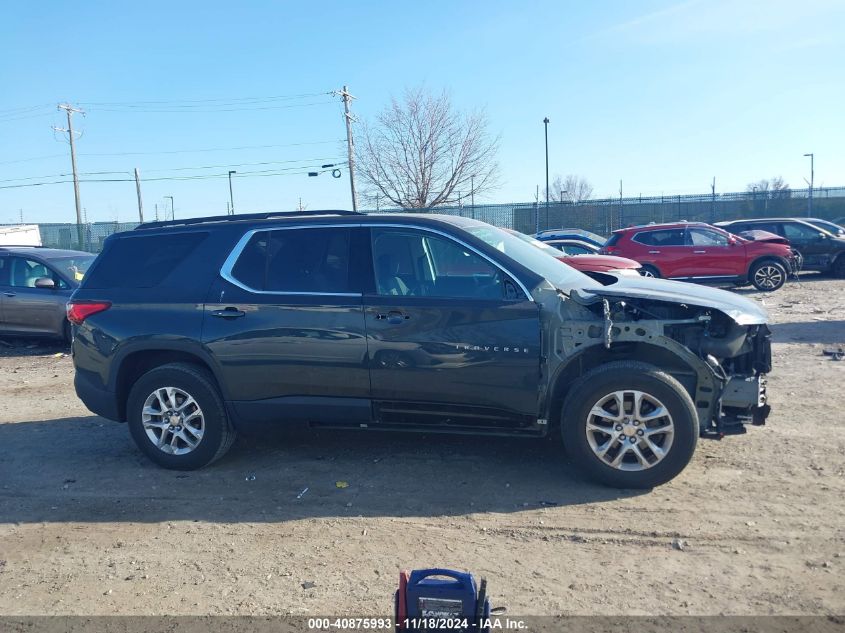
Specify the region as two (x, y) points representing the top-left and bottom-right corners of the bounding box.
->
(632, 228), (688, 277)
(363, 226), (541, 429)
(202, 226), (371, 423)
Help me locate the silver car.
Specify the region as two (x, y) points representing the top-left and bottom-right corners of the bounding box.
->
(0, 246), (96, 342)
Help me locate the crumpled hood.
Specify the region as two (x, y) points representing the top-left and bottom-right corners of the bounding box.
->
(572, 276), (770, 325)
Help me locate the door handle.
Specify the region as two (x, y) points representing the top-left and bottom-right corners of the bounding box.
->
(693, 250), (706, 254)
(648, 250), (661, 254)
(210, 307), (246, 319)
(375, 310), (410, 324)
(3, 292), (16, 297)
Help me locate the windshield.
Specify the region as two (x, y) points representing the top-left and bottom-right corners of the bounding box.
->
(807, 219), (844, 236)
(465, 225), (599, 290)
(51, 255), (96, 282)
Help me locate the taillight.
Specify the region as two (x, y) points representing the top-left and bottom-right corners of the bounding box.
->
(67, 300), (111, 325)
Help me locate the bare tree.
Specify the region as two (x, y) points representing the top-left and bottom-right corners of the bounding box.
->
(357, 87), (499, 209)
(548, 174), (594, 203)
(747, 176), (791, 198)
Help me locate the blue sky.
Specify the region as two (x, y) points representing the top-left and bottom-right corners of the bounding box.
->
(1, 0), (843, 223)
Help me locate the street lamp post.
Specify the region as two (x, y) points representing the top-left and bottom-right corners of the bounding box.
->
(228, 171), (237, 215)
(543, 117), (550, 229)
(470, 174), (476, 219)
(164, 196), (174, 220)
(803, 153), (814, 217)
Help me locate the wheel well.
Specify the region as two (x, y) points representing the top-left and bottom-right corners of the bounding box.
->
(746, 255), (786, 276)
(545, 342), (698, 427)
(115, 350), (217, 421)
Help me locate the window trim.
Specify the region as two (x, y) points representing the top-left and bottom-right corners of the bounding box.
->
(631, 229), (687, 247)
(221, 225), (360, 297)
(220, 223), (534, 301)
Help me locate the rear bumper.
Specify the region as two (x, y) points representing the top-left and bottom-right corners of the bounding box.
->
(74, 369), (121, 421)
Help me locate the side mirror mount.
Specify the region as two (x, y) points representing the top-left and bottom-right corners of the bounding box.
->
(34, 277), (55, 289)
(819, 232), (829, 240)
(727, 236), (738, 246)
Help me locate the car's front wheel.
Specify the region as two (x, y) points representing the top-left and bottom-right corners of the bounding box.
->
(639, 264), (661, 278)
(127, 363), (236, 469)
(561, 361), (698, 488)
(750, 259), (787, 291)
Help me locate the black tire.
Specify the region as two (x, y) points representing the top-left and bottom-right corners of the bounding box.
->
(127, 362), (236, 470)
(640, 264), (661, 278)
(749, 259), (787, 291)
(560, 361), (698, 489)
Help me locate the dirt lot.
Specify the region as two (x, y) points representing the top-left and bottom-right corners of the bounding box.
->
(0, 276), (843, 617)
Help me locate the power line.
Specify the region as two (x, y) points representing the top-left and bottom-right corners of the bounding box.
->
(86, 100), (336, 114)
(76, 92), (332, 107)
(0, 163), (348, 190)
(78, 139), (344, 157)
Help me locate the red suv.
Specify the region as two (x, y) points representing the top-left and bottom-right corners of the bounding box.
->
(600, 222), (798, 291)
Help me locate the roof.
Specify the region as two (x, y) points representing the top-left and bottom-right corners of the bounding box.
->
(612, 221), (710, 233)
(0, 246), (94, 258)
(133, 210), (489, 233)
(715, 217), (814, 225)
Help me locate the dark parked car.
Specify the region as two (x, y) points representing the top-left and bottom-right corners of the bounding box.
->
(69, 211), (774, 488)
(0, 246), (96, 341)
(601, 222), (799, 291)
(715, 218), (845, 276)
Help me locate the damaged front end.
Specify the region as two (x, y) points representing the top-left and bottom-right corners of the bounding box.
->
(546, 277), (773, 437)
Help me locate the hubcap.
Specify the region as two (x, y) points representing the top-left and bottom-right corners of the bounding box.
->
(141, 387), (205, 455)
(754, 265), (783, 289)
(585, 390), (675, 471)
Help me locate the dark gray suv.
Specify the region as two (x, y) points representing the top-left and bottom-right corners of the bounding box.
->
(69, 211), (774, 488)
(0, 246), (96, 341)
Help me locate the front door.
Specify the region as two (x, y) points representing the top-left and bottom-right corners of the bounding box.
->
(364, 227), (541, 428)
(780, 221), (832, 269)
(0, 256), (68, 335)
(202, 226), (370, 422)
(684, 227), (742, 277)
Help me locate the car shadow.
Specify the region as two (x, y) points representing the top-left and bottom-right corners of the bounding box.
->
(772, 320), (845, 345)
(0, 336), (68, 358)
(0, 416), (644, 524)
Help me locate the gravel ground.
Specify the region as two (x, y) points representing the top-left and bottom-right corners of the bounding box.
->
(0, 275), (843, 616)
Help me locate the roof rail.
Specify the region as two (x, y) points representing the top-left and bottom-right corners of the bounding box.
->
(136, 209), (364, 231)
(0, 244), (46, 248)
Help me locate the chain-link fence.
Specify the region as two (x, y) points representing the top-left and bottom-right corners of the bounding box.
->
(6, 186), (845, 252)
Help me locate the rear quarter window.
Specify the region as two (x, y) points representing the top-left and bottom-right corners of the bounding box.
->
(604, 233), (622, 247)
(83, 232), (209, 288)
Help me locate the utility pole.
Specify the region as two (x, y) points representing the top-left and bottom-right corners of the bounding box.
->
(710, 177), (716, 223)
(55, 104), (85, 249)
(335, 86), (359, 211)
(803, 153), (814, 217)
(228, 170), (236, 215)
(155, 203), (160, 221)
(618, 180), (623, 228)
(134, 168), (144, 222)
(543, 117), (550, 226)
(165, 196), (174, 220)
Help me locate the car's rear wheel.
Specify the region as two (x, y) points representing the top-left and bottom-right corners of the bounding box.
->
(560, 361), (698, 488)
(640, 264), (661, 278)
(750, 259), (787, 291)
(127, 363), (235, 469)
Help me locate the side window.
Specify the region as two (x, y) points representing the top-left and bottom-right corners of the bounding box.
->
(230, 228), (352, 294)
(783, 222), (820, 241)
(634, 229), (685, 246)
(371, 229), (503, 299)
(556, 243), (591, 255)
(8, 257), (58, 288)
(750, 223), (781, 235)
(83, 232), (208, 288)
(0, 257), (9, 286)
(688, 228), (728, 246)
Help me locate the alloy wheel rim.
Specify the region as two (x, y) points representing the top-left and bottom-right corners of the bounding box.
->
(585, 390), (675, 471)
(754, 265), (783, 289)
(141, 387), (205, 455)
